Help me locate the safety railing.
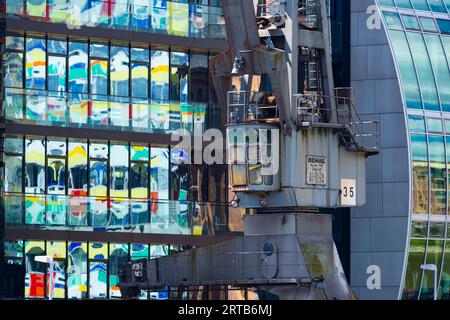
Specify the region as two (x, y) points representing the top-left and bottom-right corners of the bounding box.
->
(2, 88), (215, 135)
(295, 88), (379, 152)
(3, 194), (231, 236)
(256, 0), (287, 29)
(298, 0), (320, 30)
(5, 0), (227, 40)
(121, 249), (332, 288)
(227, 91), (279, 125)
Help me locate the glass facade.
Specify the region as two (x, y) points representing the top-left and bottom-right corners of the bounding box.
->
(5, 0), (226, 40)
(3, 35), (216, 135)
(4, 239), (186, 299)
(4, 135), (230, 235)
(1, 0), (244, 300)
(378, 0), (450, 299)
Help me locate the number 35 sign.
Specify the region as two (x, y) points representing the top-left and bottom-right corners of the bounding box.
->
(341, 179), (356, 206)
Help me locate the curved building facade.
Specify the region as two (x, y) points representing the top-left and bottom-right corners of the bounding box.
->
(350, 0), (450, 299)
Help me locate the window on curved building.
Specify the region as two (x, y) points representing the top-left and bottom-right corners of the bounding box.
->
(411, 0), (431, 11)
(409, 115), (426, 133)
(428, 118), (443, 133)
(429, 222), (446, 237)
(383, 12), (403, 29)
(411, 220), (428, 238)
(437, 19), (450, 35)
(401, 14), (421, 30)
(411, 134), (429, 214)
(429, 135), (446, 215)
(402, 239), (426, 300)
(406, 32), (440, 111)
(396, 0), (414, 9)
(378, 0), (395, 6)
(439, 241), (450, 299)
(420, 17), (438, 32)
(427, 0), (448, 13)
(424, 34), (450, 112)
(388, 30), (422, 109)
(441, 36), (450, 69)
(420, 240), (444, 300)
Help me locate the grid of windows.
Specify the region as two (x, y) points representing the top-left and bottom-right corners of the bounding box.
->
(378, 1), (450, 300)
(3, 35), (215, 134)
(5, 0), (226, 40)
(379, 0), (450, 13)
(4, 240), (187, 299)
(3, 135), (229, 235)
(381, 13), (450, 111)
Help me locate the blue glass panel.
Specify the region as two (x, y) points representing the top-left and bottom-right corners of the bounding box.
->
(396, 0), (414, 9)
(437, 19), (450, 34)
(427, 0), (448, 12)
(388, 30), (422, 109)
(402, 14), (421, 30)
(406, 32), (440, 111)
(383, 11), (403, 29)
(420, 17), (438, 32)
(424, 34), (450, 111)
(378, 0), (395, 6)
(411, 0), (431, 10)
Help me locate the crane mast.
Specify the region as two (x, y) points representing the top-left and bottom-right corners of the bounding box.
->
(119, 0), (378, 300)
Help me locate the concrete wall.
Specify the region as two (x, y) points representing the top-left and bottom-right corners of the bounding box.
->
(349, 0), (410, 300)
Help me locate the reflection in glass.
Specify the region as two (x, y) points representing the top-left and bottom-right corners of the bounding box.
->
(26, 38), (46, 90)
(5, 156), (23, 193)
(48, 55), (66, 92)
(424, 34), (450, 112)
(411, 134), (429, 214)
(402, 239), (426, 300)
(90, 59), (108, 95)
(110, 144), (129, 198)
(109, 244), (129, 298)
(406, 32), (440, 111)
(420, 240), (444, 300)
(67, 242), (87, 299)
(25, 241), (46, 299)
(25, 139), (45, 194)
(151, 50), (169, 100)
(69, 42), (88, 93)
(429, 136), (446, 215)
(389, 30), (422, 109)
(89, 262), (107, 299)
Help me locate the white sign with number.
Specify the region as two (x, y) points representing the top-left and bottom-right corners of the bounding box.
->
(306, 155), (327, 186)
(341, 179), (356, 206)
